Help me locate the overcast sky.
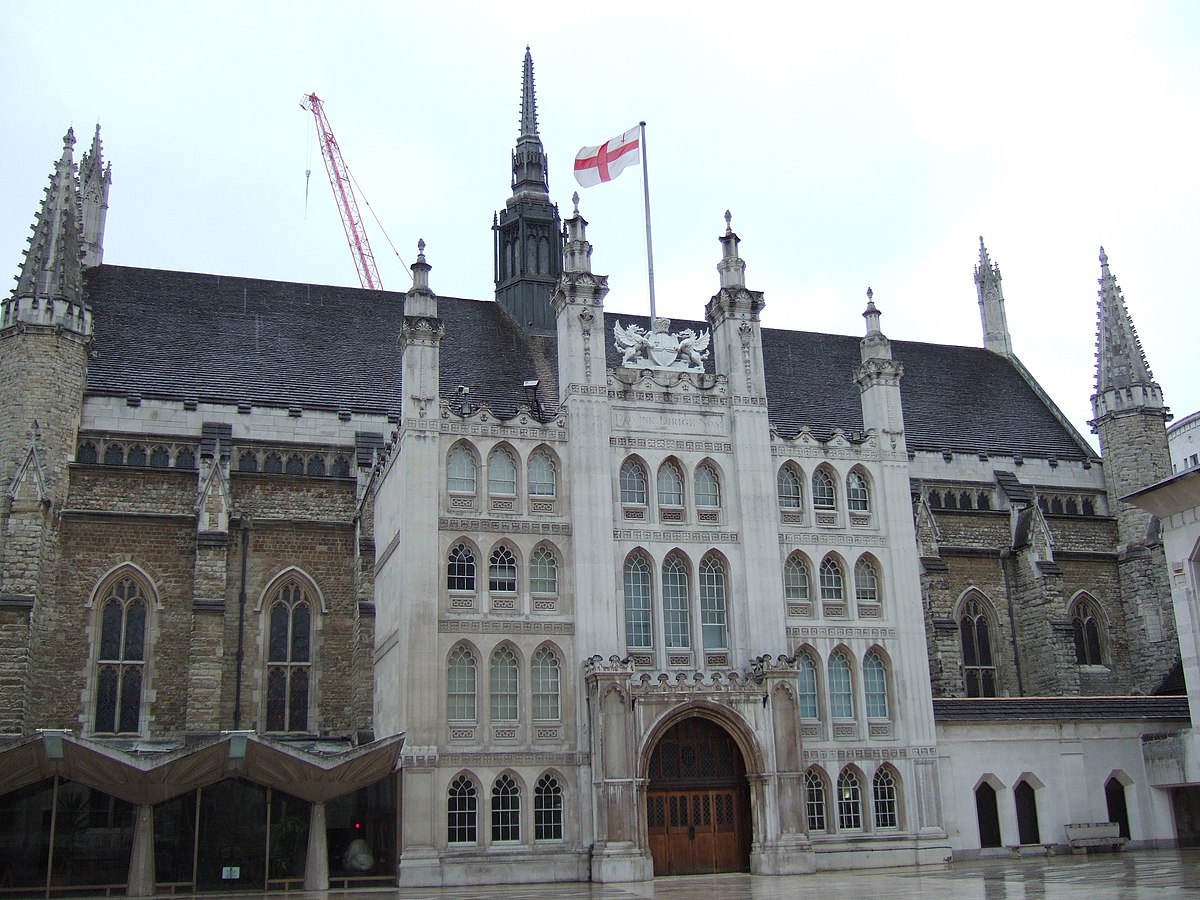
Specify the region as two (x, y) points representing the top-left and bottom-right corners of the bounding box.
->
(3, 1), (1197, 449)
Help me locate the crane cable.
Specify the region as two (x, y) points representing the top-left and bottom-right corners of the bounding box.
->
(345, 163), (411, 282)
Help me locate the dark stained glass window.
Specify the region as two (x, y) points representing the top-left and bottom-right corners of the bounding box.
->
(266, 582), (313, 732)
(94, 577), (148, 733)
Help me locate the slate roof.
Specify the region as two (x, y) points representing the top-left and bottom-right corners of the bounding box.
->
(933, 696), (1190, 722)
(83, 265), (1094, 460)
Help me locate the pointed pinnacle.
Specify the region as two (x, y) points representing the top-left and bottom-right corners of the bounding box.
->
(520, 47), (538, 137)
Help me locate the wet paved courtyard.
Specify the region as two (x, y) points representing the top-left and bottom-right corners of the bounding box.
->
(202, 849), (1200, 899)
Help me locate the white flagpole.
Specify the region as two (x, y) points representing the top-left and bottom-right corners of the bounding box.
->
(639, 121), (657, 320)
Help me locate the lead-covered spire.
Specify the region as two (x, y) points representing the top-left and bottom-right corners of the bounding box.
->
(4, 129), (90, 334)
(520, 46), (538, 139)
(509, 46), (549, 202)
(1090, 247), (1164, 421)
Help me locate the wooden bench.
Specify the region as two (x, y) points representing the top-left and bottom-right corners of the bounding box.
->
(1006, 843), (1056, 858)
(1064, 822), (1127, 854)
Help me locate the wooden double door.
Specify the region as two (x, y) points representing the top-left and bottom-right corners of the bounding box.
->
(645, 718), (751, 876)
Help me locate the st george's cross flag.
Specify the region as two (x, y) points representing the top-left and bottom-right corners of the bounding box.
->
(573, 126), (641, 187)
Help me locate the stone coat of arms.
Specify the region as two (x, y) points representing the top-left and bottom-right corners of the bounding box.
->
(613, 317), (710, 372)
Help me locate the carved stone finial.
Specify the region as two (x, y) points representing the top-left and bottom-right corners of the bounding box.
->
(417, 238), (426, 260)
(724, 210), (732, 234)
(866, 286), (873, 302)
(1099, 246), (1109, 270)
(572, 191), (580, 215)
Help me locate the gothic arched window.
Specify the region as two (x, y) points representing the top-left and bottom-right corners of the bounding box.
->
(447, 646), (477, 721)
(855, 558), (880, 606)
(490, 647), (519, 722)
(489, 546), (517, 593)
(662, 555), (691, 648)
(1073, 597), (1106, 665)
(805, 769), (827, 832)
(829, 650), (854, 719)
(784, 554), (811, 603)
(863, 650), (889, 719)
(657, 461), (683, 508)
(534, 774), (564, 841)
(447, 445), (477, 494)
(699, 555), (727, 649)
(530, 547), (558, 595)
(447, 776), (478, 844)
(447, 544), (476, 592)
(488, 447), (517, 497)
(528, 450), (556, 498)
(797, 651), (819, 719)
(695, 463), (720, 509)
(819, 557), (844, 601)
(813, 469), (836, 510)
(531, 647), (561, 721)
(778, 465), (802, 509)
(266, 581), (312, 733)
(847, 470), (870, 512)
(624, 554), (652, 648)
(873, 768), (899, 829)
(492, 774), (521, 842)
(837, 769), (863, 830)
(94, 576), (148, 734)
(960, 595), (996, 697)
(620, 459), (648, 505)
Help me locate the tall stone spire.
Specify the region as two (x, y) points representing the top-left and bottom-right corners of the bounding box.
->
(78, 124), (112, 268)
(4, 129), (90, 335)
(974, 237), (1013, 356)
(493, 47), (563, 333)
(1091, 247), (1165, 419)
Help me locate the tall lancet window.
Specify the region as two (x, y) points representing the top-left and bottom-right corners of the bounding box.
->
(266, 581), (312, 733)
(94, 576), (148, 734)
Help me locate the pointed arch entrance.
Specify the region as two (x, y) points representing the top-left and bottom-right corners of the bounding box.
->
(644, 716), (751, 875)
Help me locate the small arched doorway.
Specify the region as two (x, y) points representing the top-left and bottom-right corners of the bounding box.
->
(645, 716), (751, 876)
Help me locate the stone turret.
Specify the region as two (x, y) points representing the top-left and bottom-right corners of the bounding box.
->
(552, 193), (609, 390)
(1088, 247), (1176, 692)
(974, 237), (1013, 356)
(0, 129), (98, 732)
(705, 212), (766, 399)
(493, 47), (564, 333)
(855, 288), (906, 452)
(78, 125), (112, 268)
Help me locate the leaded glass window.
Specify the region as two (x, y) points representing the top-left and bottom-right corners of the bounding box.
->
(960, 595), (996, 697)
(624, 554), (652, 648)
(489, 547), (517, 593)
(447, 544), (476, 592)
(266, 582), (312, 733)
(490, 647), (518, 721)
(699, 555), (727, 649)
(94, 576), (147, 734)
(1073, 597), (1105, 665)
(662, 556), (690, 648)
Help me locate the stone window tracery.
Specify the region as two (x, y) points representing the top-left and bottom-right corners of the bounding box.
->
(103, 443), (125, 466)
(797, 651), (819, 718)
(863, 650), (889, 719)
(127, 445), (147, 466)
(836, 768), (863, 830)
(829, 650), (854, 719)
(285, 454), (305, 475)
(813, 469), (836, 510)
(93, 575), (148, 734)
(777, 465), (802, 509)
(959, 595), (996, 697)
(489, 546), (518, 593)
(492, 774), (521, 842)
(657, 460), (684, 508)
(873, 768), (899, 829)
(530, 547), (558, 595)
(695, 463), (720, 509)
(819, 557), (845, 601)
(447, 544), (476, 592)
(447, 444), (477, 494)
(1072, 596), (1106, 665)
(149, 446), (170, 468)
(528, 450), (556, 498)
(238, 451), (258, 473)
(531, 647), (561, 721)
(262, 451), (282, 474)
(306, 455), (326, 476)
(490, 647), (519, 722)
(854, 558), (880, 607)
(847, 470), (870, 512)
(265, 580), (312, 733)
(784, 554), (811, 602)
(488, 446), (517, 497)
(175, 447), (196, 469)
(805, 769), (827, 832)
(662, 555), (691, 648)
(620, 459), (648, 505)
(77, 440), (99, 464)
(534, 774), (564, 841)
(447, 646), (477, 721)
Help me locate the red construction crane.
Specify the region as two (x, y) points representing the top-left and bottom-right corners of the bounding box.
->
(300, 92), (383, 290)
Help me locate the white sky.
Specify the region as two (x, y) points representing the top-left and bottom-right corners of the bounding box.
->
(3, 1), (1197, 450)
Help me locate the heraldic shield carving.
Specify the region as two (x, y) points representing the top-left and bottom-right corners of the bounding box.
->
(613, 318), (710, 372)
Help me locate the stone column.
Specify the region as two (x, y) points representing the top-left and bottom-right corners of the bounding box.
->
(304, 801), (329, 891)
(126, 803), (155, 897)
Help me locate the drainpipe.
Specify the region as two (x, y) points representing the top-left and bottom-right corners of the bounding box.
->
(233, 523), (250, 729)
(1000, 548), (1024, 696)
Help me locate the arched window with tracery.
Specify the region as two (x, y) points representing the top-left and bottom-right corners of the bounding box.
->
(530, 547), (558, 595)
(528, 449), (557, 499)
(829, 650), (854, 719)
(447, 776), (478, 844)
(447, 444), (477, 495)
(266, 580), (313, 733)
(489, 546), (517, 593)
(797, 651), (819, 719)
(847, 470), (870, 512)
(873, 768), (899, 828)
(855, 558), (880, 609)
(813, 468), (836, 511)
(837, 769), (863, 830)
(492, 774), (521, 842)
(531, 647), (561, 721)
(784, 554), (811, 603)
(94, 575), (149, 734)
(447, 543), (476, 592)
(620, 459), (648, 505)
(960, 594), (996, 697)
(805, 768), (827, 832)
(695, 463), (720, 509)
(1072, 596), (1106, 665)
(699, 554), (727, 649)
(778, 465), (802, 510)
(657, 460), (683, 508)
(819, 557), (844, 601)
(662, 555), (691, 648)
(863, 650), (889, 719)
(624, 553), (652, 648)
(490, 647), (519, 722)
(488, 446), (517, 497)
(534, 774), (564, 841)
(447, 646), (477, 721)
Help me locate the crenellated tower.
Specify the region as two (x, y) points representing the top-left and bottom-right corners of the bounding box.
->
(493, 47), (564, 333)
(0, 128), (98, 732)
(974, 237), (1013, 356)
(1088, 247), (1176, 691)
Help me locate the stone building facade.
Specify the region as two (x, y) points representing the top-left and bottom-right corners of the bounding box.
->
(0, 51), (1189, 894)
